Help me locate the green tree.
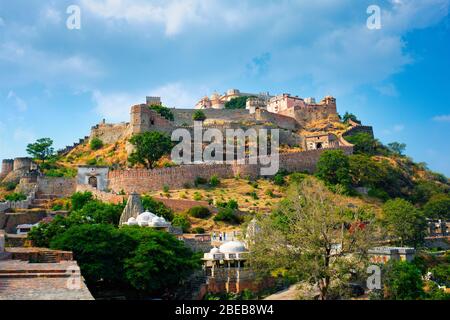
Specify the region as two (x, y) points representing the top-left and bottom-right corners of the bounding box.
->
(70, 191), (93, 211)
(122, 226), (200, 293)
(382, 198), (426, 247)
(128, 131), (172, 169)
(423, 195), (450, 220)
(26, 138), (54, 163)
(316, 150), (351, 188)
(50, 224), (133, 284)
(345, 133), (378, 155)
(90, 137), (104, 150)
(387, 142), (407, 156)
(192, 110), (206, 122)
(172, 214), (191, 233)
(341, 112), (360, 124)
(187, 206), (211, 219)
(225, 96), (251, 109)
(149, 105), (174, 121)
(384, 260), (425, 300)
(141, 195), (174, 221)
(248, 178), (375, 300)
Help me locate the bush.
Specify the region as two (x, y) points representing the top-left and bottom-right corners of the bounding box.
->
(210, 175), (220, 187)
(90, 137), (104, 150)
(2, 182), (18, 191)
(368, 188), (390, 202)
(273, 174), (285, 186)
(316, 150), (351, 188)
(5, 192), (27, 202)
(193, 192), (203, 201)
(247, 191), (259, 200)
(192, 110), (206, 121)
(214, 208), (241, 224)
(172, 214), (191, 233)
(194, 177), (207, 187)
(192, 227), (206, 234)
(71, 192), (93, 211)
(149, 105), (174, 121)
(187, 206), (211, 219)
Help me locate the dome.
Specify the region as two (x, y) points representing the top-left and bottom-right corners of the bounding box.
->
(136, 211), (157, 223)
(219, 241), (246, 253)
(126, 217), (138, 226)
(210, 247), (221, 254)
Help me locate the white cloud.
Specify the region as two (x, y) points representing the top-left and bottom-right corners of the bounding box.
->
(80, 0), (263, 36)
(92, 82), (207, 121)
(7, 90), (27, 111)
(0, 42), (102, 86)
(42, 7), (62, 24)
(92, 90), (140, 122)
(433, 114), (450, 122)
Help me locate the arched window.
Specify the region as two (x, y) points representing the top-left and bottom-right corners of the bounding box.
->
(88, 176), (98, 189)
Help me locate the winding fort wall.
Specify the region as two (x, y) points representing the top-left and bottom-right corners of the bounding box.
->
(107, 147), (353, 194)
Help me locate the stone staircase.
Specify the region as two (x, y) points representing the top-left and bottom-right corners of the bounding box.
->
(29, 194), (58, 210)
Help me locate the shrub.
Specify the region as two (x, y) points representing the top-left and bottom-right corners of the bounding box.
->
(90, 137), (104, 150)
(172, 214), (191, 233)
(210, 175), (220, 187)
(187, 206), (211, 219)
(368, 188), (390, 202)
(194, 177), (207, 187)
(192, 227), (206, 234)
(149, 104), (174, 121)
(71, 192), (93, 211)
(193, 192), (203, 201)
(192, 110), (206, 121)
(163, 185), (170, 193)
(247, 191), (259, 200)
(214, 208), (241, 224)
(316, 150), (351, 188)
(265, 189), (275, 198)
(273, 174), (285, 186)
(2, 181), (18, 191)
(5, 192), (27, 202)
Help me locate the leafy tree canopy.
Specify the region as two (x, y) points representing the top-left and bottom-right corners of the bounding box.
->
(26, 138), (54, 163)
(383, 260), (425, 300)
(387, 142), (407, 156)
(316, 149), (351, 189)
(382, 198), (426, 247)
(128, 131), (173, 169)
(423, 194), (450, 220)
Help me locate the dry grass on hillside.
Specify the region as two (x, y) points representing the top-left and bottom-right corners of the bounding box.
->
(149, 178), (284, 215)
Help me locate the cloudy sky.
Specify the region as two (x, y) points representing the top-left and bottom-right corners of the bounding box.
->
(0, 0), (449, 175)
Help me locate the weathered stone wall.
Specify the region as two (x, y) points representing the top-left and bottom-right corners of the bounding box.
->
(172, 109), (255, 127)
(343, 124), (374, 139)
(108, 147), (353, 193)
(130, 104), (174, 135)
(255, 109), (298, 131)
(90, 122), (129, 144)
(1, 211), (47, 233)
(13, 158), (32, 171)
(37, 177), (76, 197)
(1, 159), (14, 177)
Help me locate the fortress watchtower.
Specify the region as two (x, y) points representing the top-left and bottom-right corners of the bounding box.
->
(146, 96), (162, 106)
(13, 157), (32, 171)
(1, 159), (14, 175)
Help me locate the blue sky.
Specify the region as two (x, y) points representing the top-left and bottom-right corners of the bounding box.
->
(0, 0), (449, 176)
